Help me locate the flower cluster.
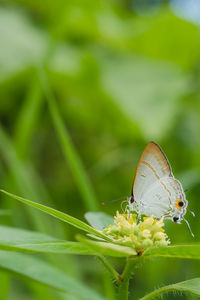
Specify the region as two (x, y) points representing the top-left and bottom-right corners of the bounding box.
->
(102, 212), (170, 255)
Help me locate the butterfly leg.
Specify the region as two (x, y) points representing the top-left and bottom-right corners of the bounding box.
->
(138, 211), (141, 222)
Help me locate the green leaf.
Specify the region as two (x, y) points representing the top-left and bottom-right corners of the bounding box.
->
(0, 224), (93, 255)
(101, 54), (187, 140)
(144, 244), (200, 260)
(0, 225), (58, 244)
(77, 235), (137, 257)
(140, 277), (200, 300)
(0, 8), (47, 82)
(0, 241), (94, 255)
(85, 212), (113, 230)
(131, 12), (200, 69)
(0, 251), (106, 300)
(0, 190), (111, 242)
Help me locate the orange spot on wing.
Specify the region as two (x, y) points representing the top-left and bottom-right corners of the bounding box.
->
(175, 199), (183, 210)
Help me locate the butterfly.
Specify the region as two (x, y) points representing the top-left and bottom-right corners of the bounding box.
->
(127, 142), (194, 236)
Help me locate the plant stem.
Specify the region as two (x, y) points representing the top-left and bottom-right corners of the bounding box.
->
(38, 66), (99, 211)
(117, 277), (129, 300)
(97, 255), (120, 283)
(117, 258), (136, 300)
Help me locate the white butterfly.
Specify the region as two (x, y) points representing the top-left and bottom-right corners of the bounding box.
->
(127, 142), (194, 236)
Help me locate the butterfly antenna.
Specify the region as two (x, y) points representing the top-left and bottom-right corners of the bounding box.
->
(102, 196), (126, 206)
(188, 208), (195, 217)
(183, 217), (194, 237)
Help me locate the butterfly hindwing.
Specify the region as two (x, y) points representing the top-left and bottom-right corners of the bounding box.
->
(137, 180), (171, 218)
(138, 177), (186, 219)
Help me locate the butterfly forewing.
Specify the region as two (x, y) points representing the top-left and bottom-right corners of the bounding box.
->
(133, 142), (173, 202)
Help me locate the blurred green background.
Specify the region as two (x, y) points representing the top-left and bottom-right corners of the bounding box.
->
(0, 0), (200, 299)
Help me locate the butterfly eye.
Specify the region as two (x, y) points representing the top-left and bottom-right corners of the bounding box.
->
(173, 217), (179, 223)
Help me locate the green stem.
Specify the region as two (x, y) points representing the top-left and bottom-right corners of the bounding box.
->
(140, 284), (178, 300)
(37, 66), (99, 211)
(97, 255), (120, 283)
(117, 258), (136, 300)
(117, 277), (129, 300)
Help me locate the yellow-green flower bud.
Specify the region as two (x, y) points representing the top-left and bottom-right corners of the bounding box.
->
(102, 211), (170, 255)
(142, 239), (153, 249)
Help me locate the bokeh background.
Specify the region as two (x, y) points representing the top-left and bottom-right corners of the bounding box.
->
(0, 0), (200, 299)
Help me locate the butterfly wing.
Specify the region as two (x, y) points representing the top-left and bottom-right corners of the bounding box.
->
(132, 142), (173, 202)
(138, 180), (171, 218)
(137, 177), (187, 219)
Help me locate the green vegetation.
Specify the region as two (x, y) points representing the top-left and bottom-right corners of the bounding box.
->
(1, 190), (200, 300)
(0, 1), (200, 299)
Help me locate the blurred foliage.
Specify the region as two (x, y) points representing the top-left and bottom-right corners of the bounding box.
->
(0, 0), (200, 299)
